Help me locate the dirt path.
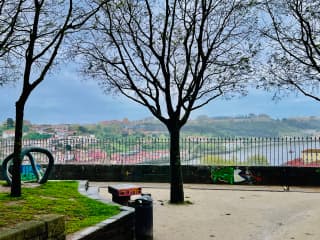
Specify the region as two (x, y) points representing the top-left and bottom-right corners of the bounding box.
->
(97, 183), (320, 240)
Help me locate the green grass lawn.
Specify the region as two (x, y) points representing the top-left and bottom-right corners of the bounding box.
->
(0, 181), (120, 234)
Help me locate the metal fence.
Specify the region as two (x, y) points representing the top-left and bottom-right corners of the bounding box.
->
(1, 137), (320, 167)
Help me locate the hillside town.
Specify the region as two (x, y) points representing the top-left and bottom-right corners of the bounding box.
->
(2, 116), (320, 166)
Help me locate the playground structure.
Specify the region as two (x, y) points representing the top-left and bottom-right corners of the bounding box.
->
(1, 147), (54, 185)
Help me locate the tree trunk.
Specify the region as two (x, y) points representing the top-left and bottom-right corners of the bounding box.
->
(168, 126), (184, 203)
(11, 101), (25, 197)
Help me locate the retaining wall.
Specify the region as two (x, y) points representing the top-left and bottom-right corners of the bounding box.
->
(67, 181), (135, 240)
(0, 214), (65, 240)
(67, 206), (134, 240)
(2, 165), (320, 185)
(50, 165), (320, 186)
(0, 181), (135, 240)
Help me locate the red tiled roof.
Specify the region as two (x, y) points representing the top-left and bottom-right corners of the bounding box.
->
(284, 158), (320, 167)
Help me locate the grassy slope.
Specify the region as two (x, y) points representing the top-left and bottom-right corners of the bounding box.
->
(0, 181), (120, 234)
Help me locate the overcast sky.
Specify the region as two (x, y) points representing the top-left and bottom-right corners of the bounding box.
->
(0, 65), (319, 125)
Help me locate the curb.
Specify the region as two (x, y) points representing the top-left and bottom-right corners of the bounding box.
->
(66, 181), (135, 240)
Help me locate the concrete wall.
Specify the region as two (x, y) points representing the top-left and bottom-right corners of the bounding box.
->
(0, 181), (135, 240)
(0, 215), (65, 240)
(67, 206), (134, 240)
(50, 165), (213, 183)
(2, 165), (320, 186)
(67, 181), (135, 240)
(51, 165), (320, 186)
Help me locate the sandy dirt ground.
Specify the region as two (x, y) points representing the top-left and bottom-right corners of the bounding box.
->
(96, 182), (320, 240)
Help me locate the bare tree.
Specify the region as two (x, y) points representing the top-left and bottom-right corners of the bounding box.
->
(77, 0), (256, 203)
(261, 0), (320, 100)
(4, 0), (105, 197)
(0, 0), (24, 56)
(0, 0), (25, 85)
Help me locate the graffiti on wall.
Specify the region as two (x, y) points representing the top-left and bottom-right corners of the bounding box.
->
(211, 167), (262, 184)
(20, 164), (43, 181)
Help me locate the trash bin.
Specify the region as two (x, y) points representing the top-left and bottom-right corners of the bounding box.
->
(129, 193), (153, 240)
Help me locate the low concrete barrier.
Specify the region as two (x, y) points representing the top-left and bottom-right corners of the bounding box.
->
(2, 165), (320, 185)
(0, 214), (65, 240)
(50, 165), (320, 186)
(67, 181), (135, 240)
(0, 181), (135, 240)
(67, 206), (134, 240)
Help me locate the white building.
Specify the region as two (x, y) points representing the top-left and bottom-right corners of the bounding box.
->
(2, 130), (15, 139)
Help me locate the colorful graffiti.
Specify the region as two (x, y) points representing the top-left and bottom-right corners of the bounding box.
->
(21, 164), (43, 181)
(211, 167), (262, 184)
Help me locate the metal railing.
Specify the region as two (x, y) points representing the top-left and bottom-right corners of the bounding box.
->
(1, 137), (320, 167)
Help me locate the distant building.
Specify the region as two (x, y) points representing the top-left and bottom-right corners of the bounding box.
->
(185, 136), (210, 141)
(302, 149), (320, 163)
(99, 120), (121, 125)
(2, 130), (15, 139)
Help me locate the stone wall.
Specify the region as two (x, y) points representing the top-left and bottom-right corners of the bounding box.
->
(0, 214), (65, 240)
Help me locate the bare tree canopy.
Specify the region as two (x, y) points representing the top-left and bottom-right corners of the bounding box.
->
(1, 0), (103, 87)
(0, 0), (24, 85)
(79, 0), (256, 126)
(0, 0), (23, 56)
(77, 0), (257, 202)
(261, 0), (320, 100)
